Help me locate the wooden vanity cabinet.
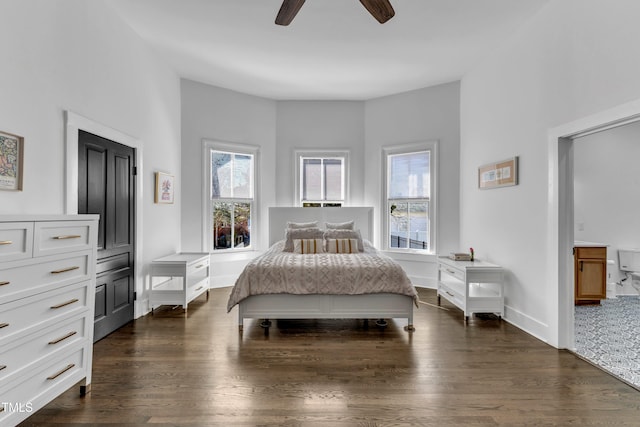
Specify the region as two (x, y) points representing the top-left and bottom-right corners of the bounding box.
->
(574, 246), (606, 305)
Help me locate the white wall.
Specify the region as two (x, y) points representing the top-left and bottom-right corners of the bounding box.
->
(180, 80), (277, 286)
(0, 0), (182, 316)
(574, 120), (640, 295)
(275, 101), (365, 206)
(364, 82), (461, 287)
(460, 0), (640, 343)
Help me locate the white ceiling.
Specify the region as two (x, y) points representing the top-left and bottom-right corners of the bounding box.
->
(108, 0), (550, 100)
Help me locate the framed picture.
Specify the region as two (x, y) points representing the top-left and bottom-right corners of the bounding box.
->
(0, 130), (24, 191)
(478, 156), (518, 189)
(154, 172), (175, 204)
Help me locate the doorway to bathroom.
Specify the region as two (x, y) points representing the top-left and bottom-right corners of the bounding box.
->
(572, 120), (640, 389)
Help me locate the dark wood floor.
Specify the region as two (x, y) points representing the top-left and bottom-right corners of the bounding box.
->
(20, 288), (640, 426)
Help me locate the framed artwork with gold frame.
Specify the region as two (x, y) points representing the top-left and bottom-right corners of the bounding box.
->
(0, 130), (24, 191)
(478, 156), (518, 189)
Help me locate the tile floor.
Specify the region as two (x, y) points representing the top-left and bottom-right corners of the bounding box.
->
(574, 296), (640, 389)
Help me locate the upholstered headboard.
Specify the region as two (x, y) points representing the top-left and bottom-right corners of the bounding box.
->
(268, 207), (374, 247)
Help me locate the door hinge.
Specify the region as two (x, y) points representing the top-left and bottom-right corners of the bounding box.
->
(133, 291), (137, 301)
(132, 166), (137, 176)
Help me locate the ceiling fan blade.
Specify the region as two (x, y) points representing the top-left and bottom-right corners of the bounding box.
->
(275, 0), (306, 26)
(359, 0), (395, 24)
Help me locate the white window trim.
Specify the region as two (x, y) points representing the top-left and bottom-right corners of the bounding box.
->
(293, 149), (350, 207)
(202, 139), (260, 253)
(382, 140), (438, 254)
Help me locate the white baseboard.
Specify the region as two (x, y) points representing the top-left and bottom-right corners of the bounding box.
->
(502, 304), (549, 344)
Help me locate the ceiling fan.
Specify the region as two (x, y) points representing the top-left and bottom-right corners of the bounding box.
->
(275, 0), (395, 26)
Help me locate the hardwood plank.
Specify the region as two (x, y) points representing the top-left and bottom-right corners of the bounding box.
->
(19, 288), (640, 426)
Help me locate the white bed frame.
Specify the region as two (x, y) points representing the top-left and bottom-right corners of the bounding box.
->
(237, 207), (415, 331)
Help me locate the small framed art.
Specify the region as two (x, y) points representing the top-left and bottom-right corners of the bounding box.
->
(478, 156), (518, 189)
(154, 172), (175, 204)
(0, 130), (24, 191)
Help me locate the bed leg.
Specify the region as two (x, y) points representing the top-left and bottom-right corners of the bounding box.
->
(404, 324), (415, 332)
(260, 319), (272, 329)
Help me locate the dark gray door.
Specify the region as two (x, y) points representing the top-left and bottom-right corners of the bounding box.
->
(78, 130), (135, 342)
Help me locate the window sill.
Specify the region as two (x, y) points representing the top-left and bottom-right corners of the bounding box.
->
(209, 249), (262, 262)
(382, 250), (437, 263)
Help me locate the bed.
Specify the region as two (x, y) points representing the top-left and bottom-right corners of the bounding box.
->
(227, 207), (418, 332)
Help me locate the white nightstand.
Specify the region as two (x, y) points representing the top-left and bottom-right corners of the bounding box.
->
(150, 252), (210, 312)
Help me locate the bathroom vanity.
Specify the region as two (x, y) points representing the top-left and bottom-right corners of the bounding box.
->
(574, 242), (607, 305)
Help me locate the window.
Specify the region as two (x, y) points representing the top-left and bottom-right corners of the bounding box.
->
(296, 151), (348, 207)
(384, 142), (436, 252)
(205, 142), (258, 252)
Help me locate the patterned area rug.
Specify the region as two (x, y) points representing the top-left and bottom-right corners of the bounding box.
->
(575, 296), (640, 389)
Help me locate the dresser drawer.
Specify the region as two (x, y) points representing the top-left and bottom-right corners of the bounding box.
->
(0, 222), (33, 263)
(0, 315), (87, 384)
(440, 263), (465, 282)
(0, 252), (91, 305)
(0, 282), (89, 345)
(34, 221), (95, 257)
(0, 347), (87, 425)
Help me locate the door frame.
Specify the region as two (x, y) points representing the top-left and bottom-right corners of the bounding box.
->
(548, 98), (640, 349)
(64, 110), (145, 318)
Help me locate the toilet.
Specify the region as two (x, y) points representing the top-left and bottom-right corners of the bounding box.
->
(618, 249), (640, 295)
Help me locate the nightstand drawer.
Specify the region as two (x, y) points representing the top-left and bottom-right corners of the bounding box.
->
(0, 222), (33, 263)
(440, 264), (465, 282)
(187, 257), (209, 277)
(0, 282), (89, 345)
(34, 221), (94, 257)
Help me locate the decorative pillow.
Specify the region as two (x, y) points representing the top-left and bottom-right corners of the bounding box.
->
(325, 220), (354, 230)
(323, 229), (364, 252)
(284, 227), (324, 252)
(286, 221), (319, 229)
(293, 238), (325, 254)
(326, 238), (359, 254)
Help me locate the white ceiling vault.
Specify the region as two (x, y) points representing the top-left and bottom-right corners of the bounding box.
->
(108, 0), (550, 100)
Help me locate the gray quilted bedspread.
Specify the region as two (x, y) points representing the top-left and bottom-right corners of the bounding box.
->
(227, 240), (418, 312)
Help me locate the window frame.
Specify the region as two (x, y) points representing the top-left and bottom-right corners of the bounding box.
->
(294, 149), (350, 207)
(202, 140), (259, 253)
(382, 141), (438, 254)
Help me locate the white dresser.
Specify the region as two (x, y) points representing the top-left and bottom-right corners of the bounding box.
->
(150, 253), (210, 312)
(0, 215), (98, 426)
(437, 256), (504, 322)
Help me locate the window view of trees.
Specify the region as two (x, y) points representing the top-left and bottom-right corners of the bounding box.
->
(211, 150), (253, 251)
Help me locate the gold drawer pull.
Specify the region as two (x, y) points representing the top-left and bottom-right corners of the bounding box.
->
(51, 266), (80, 274)
(0, 365), (6, 371)
(0, 323), (9, 329)
(48, 331), (78, 345)
(195, 286), (204, 292)
(446, 291), (455, 297)
(446, 269), (456, 274)
(0, 240), (12, 245)
(0, 281), (9, 286)
(195, 264), (205, 269)
(0, 405), (4, 413)
(47, 363), (75, 380)
(52, 235), (82, 240)
(50, 298), (79, 309)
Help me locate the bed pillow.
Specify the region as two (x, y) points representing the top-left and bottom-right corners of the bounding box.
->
(325, 220), (354, 230)
(284, 227), (324, 252)
(326, 238), (359, 254)
(293, 238), (325, 254)
(286, 221), (319, 229)
(323, 229), (364, 252)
